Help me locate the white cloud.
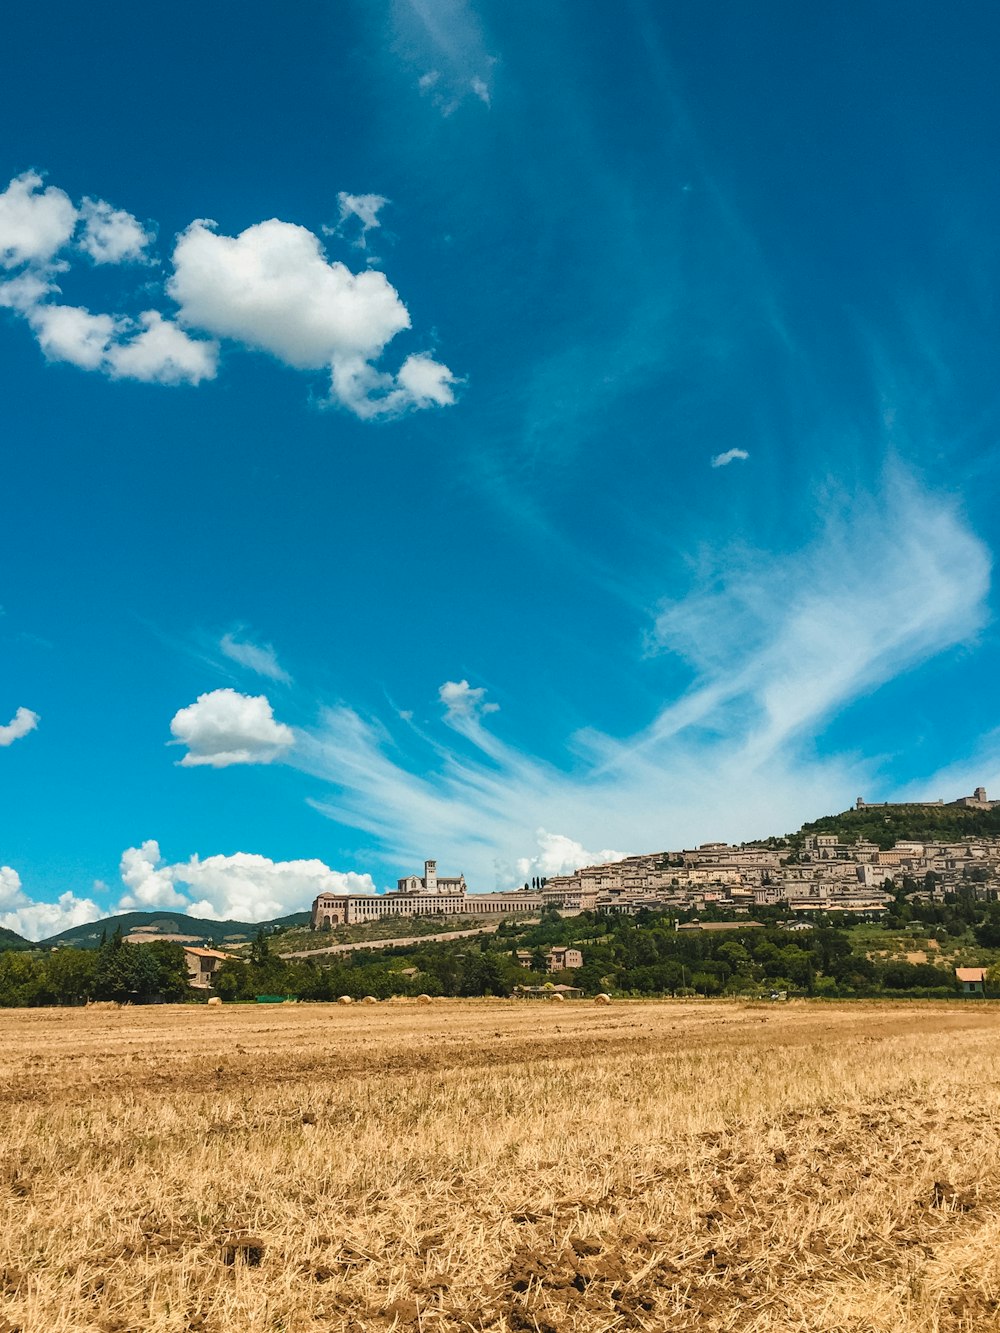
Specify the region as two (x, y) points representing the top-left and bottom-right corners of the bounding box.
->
(169, 219), (408, 369)
(22, 300), (216, 385)
(0, 172), (77, 270)
(0, 865), (101, 941)
(711, 448), (749, 468)
(119, 840), (190, 910)
(78, 197), (154, 265)
(104, 310), (218, 385)
(0, 866), (23, 907)
(336, 192), (389, 249)
(329, 351), (457, 419)
(27, 302), (120, 369)
(168, 217), (454, 417)
(0, 269), (58, 313)
(0, 706), (39, 746)
(0, 172), (454, 416)
(397, 1), (496, 116)
(439, 679), (499, 723)
(396, 353), (459, 407)
(295, 470), (991, 888)
(220, 633), (291, 683)
(516, 830), (626, 880)
(169, 688), (294, 767)
(116, 843), (375, 921)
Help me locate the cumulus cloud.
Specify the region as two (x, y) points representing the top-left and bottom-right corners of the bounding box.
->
(119, 840), (190, 910)
(0, 706), (39, 746)
(78, 197), (154, 265)
(0, 269), (57, 313)
(0, 172), (77, 269)
(516, 830), (627, 880)
(28, 303), (120, 370)
(104, 311), (218, 384)
(220, 632), (291, 683)
(0, 865), (101, 941)
(169, 688), (294, 767)
(22, 301), (217, 384)
(0, 171), (453, 415)
(711, 448), (749, 468)
(117, 843), (375, 921)
(168, 217), (454, 416)
(439, 679), (499, 723)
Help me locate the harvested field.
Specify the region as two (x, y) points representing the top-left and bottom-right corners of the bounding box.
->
(2, 1000), (1000, 1331)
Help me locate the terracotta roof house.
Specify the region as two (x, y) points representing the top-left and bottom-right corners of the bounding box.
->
(955, 966), (988, 995)
(183, 946), (234, 990)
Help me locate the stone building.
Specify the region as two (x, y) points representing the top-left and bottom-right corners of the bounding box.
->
(311, 859), (541, 929)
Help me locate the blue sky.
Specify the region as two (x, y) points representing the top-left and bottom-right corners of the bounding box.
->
(3, 0), (1000, 936)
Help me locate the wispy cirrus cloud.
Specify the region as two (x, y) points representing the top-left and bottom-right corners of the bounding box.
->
(220, 632), (291, 684)
(291, 468), (990, 886)
(711, 448), (749, 468)
(392, 0), (498, 115)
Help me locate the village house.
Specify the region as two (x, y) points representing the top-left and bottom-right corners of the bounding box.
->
(182, 946), (233, 990)
(515, 946), (584, 971)
(955, 967), (989, 996)
(547, 946), (583, 971)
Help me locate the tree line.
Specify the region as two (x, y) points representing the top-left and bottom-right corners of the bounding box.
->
(3, 898), (999, 1006)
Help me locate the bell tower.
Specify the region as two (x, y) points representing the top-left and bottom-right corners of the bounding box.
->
(424, 859), (438, 894)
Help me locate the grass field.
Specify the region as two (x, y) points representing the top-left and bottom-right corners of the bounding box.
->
(2, 999), (1000, 1331)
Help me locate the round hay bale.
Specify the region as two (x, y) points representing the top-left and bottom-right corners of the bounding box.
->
(594, 992), (612, 1005)
(360, 995), (378, 1005)
(416, 993), (433, 1005)
(337, 995), (354, 1006)
(549, 992), (565, 1002)
(207, 996), (223, 1007)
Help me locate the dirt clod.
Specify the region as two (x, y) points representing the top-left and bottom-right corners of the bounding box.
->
(222, 1234), (266, 1266)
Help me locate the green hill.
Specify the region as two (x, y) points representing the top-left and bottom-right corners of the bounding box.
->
(0, 925), (32, 952)
(37, 909), (310, 950)
(797, 802), (1000, 850)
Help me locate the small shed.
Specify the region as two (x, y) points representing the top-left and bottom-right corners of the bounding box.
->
(955, 967), (988, 996)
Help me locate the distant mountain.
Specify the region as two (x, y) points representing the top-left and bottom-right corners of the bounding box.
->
(37, 909), (311, 950)
(0, 925), (32, 951)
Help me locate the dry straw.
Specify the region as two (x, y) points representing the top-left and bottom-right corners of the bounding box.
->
(1, 999), (999, 1331)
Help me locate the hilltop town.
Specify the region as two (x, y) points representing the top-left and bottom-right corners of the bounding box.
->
(539, 787), (1000, 920)
(308, 787), (1000, 933)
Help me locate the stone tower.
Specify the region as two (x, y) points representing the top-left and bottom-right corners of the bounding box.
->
(424, 859), (438, 894)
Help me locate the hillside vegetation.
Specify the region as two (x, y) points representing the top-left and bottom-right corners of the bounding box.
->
(36, 908), (311, 951)
(797, 802), (1000, 849)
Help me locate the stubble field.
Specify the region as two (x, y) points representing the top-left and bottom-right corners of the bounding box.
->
(2, 999), (1000, 1332)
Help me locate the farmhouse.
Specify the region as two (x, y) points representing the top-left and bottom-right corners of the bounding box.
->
(182, 947), (233, 990)
(515, 946), (584, 971)
(955, 966), (988, 995)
